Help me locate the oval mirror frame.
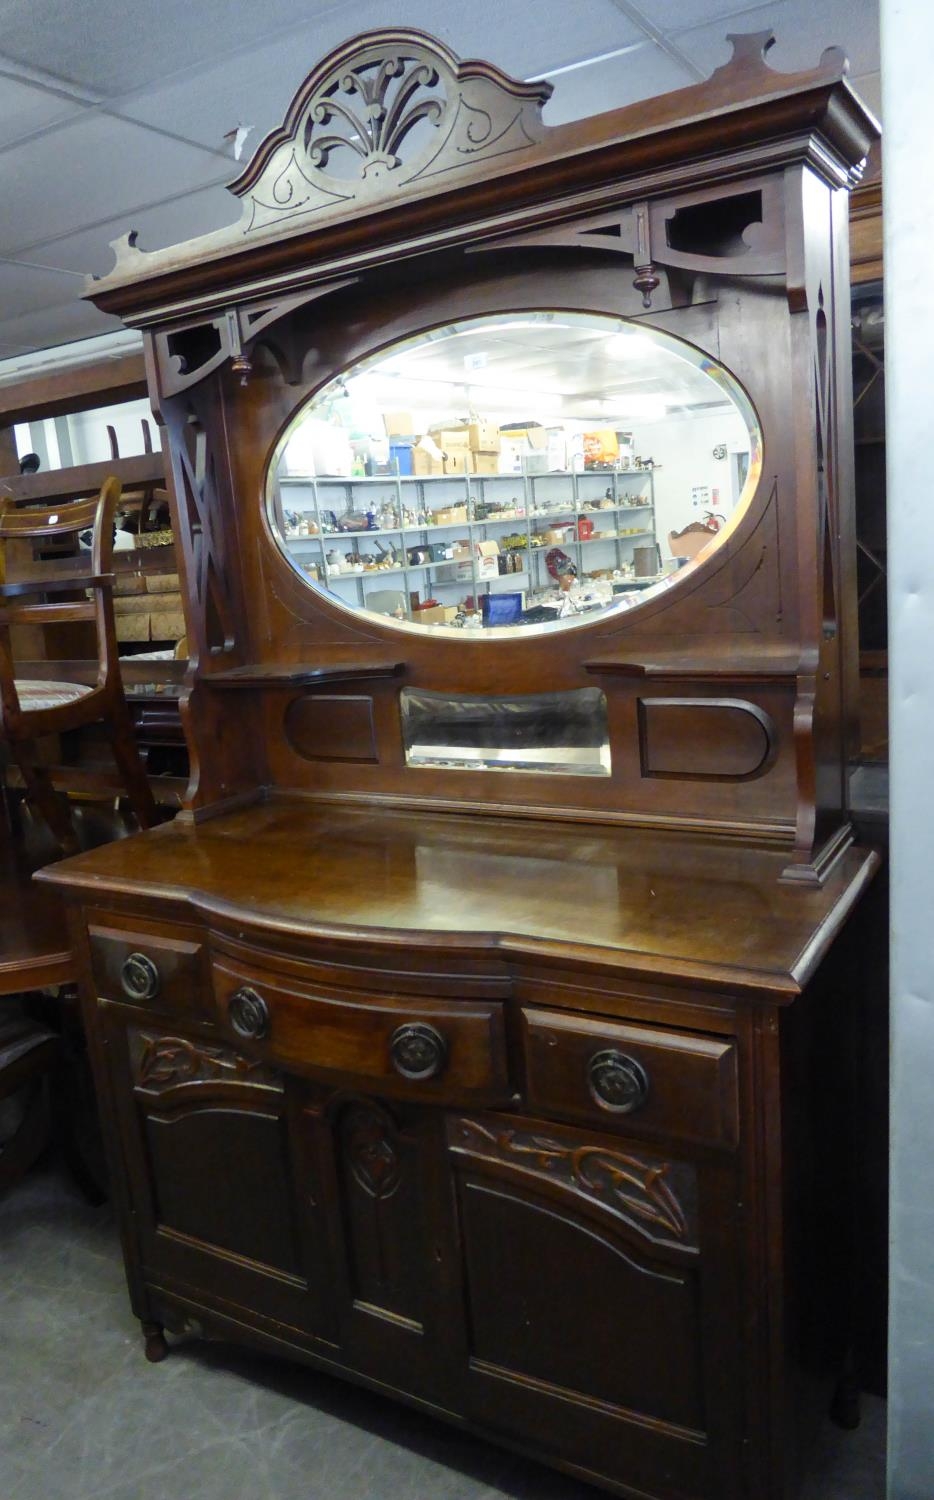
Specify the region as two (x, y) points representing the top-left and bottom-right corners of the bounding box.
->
(265, 311), (762, 639)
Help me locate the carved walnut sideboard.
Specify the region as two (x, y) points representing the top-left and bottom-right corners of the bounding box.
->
(40, 28), (880, 1500)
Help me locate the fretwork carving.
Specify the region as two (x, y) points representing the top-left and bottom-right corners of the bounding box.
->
(229, 29), (551, 233)
(174, 411), (236, 658)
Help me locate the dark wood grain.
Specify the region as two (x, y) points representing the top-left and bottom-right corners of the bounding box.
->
(89, 916), (207, 1016)
(39, 796), (878, 1000)
(211, 952), (512, 1106)
(0, 845), (74, 994)
(522, 1008), (739, 1149)
(38, 27), (883, 1500)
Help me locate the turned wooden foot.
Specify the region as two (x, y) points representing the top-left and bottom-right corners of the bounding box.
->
(142, 1321), (168, 1363)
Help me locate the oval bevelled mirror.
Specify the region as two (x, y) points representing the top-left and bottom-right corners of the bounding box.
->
(266, 311), (761, 636)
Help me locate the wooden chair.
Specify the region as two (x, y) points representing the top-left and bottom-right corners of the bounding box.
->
(0, 1009), (58, 1195)
(0, 477), (157, 855)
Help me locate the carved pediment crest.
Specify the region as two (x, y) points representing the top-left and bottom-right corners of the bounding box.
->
(228, 28), (552, 233)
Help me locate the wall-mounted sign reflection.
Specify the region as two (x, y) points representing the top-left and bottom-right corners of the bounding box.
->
(266, 312), (761, 637)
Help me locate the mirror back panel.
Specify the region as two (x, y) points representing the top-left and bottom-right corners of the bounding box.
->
(88, 28), (877, 876)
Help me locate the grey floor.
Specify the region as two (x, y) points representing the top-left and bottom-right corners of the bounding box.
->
(1, 1163), (886, 1500)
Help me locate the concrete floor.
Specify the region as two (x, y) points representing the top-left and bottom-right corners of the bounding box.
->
(0, 1163), (886, 1500)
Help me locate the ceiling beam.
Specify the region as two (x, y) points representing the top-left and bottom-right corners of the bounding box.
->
(0, 351), (148, 425)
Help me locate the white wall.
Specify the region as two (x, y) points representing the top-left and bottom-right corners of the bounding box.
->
(14, 396), (156, 471)
(65, 398), (155, 466)
(882, 0), (934, 1493)
(637, 407), (751, 560)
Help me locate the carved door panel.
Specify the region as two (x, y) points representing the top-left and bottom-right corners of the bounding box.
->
(300, 1089), (459, 1405)
(446, 1113), (745, 1500)
(101, 1007), (335, 1340)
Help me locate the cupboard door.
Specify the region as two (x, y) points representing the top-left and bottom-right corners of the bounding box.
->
(299, 1089), (460, 1406)
(101, 1006), (336, 1340)
(447, 1113), (744, 1500)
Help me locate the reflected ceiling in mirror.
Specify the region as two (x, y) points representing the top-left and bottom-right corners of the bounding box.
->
(266, 312), (762, 636)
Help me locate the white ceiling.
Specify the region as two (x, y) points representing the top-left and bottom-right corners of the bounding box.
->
(0, 0), (881, 361)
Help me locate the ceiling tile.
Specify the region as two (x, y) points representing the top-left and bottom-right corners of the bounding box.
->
(113, 0), (644, 152)
(0, 296), (121, 354)
(0, 0), (358, 97)
(0, 111), (228, 258)
(29, 183), (241, 278)
(112, 31), (353, 152)
(0, 257), (83, 318)
(351, 0), (645, 79)
(670, 0), (879, 81)
(620, 0), (784, 32)
(0, 74), (85, 150)
(543, 43), (694, 125)
(0, 0), (633, 99)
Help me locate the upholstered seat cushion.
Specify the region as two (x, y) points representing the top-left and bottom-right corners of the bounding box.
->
(13, 679), (93, 712)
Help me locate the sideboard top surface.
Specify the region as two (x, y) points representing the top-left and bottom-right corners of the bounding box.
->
(38, 797), (877, 1000)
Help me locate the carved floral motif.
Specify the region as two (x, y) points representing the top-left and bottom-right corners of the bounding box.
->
(303, 56), (447, 180)
(342, 1103), (401, 1200)
(131, 1031), (278, 1092)
(452, 1117), (694, 1247)
(228, 29), (552, 232)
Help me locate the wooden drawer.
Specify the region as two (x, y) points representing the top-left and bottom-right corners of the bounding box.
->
(211, 954), (512, 1106)
(89, 916), (205, 1016)
(522, 1007), (738, 1150)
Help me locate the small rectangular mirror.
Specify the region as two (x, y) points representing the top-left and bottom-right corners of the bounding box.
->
(401, 686), (611, 775)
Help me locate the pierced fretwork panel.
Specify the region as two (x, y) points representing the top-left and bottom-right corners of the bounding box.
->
(171, 411), (237, 658)
(229, 29), (551, 232)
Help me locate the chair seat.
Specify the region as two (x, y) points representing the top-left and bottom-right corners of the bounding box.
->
(0, 1013), (58, 1073)
(13, 679), (93, 712)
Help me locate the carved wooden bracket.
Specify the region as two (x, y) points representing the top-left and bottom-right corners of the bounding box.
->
(469, 178), (786, 287)
(632, 203), (660, 309)
(151, 280), (358, 398)
(228, 29), (552, 234)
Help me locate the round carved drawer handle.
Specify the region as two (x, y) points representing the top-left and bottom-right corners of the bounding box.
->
(587, 1050), (650, 1114)
(227, 986), (270, 1042)
(389, 1022), (448, 1081)
(120, 952), (160, 1003)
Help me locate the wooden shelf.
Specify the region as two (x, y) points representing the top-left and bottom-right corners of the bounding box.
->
(2, 452), (165, 505)
(204, 659), (405, 689)
(585, 646), (802, 680)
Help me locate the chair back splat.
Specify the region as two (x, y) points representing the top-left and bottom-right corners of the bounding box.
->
(0, 477), (157, 853)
